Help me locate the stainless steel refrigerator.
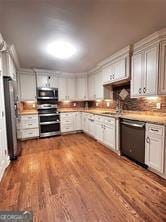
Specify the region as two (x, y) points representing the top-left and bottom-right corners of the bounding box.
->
(3, 76), (21, 160)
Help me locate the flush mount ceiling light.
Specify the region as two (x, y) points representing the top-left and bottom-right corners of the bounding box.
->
(47, 40), (77, 59)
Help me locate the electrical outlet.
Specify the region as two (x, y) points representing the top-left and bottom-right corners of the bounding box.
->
(73, 103), (76, 107)
(96, 102), (99, 107)
(106, 102), (110, 107)
(156, 103), (161, 109)
(32, 104), (35, 108)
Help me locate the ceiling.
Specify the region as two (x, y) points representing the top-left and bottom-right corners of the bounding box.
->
(0, 0), (166, 73)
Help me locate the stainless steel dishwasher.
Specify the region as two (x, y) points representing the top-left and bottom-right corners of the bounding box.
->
(120, 119), (146, 166)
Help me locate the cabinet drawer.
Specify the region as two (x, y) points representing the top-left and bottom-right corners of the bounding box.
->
(146, 124), (164, 136)
(21, 115), (39, 129)
(61, 113), (73, 118)
(61, 124), (73, 133)
(103, 117), (115, 126)
(21, 128), (39, 139)
(95, 115), (103, 122)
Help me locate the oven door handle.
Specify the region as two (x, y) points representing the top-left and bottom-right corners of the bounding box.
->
(121, 121), (145, 128)
(40, 121), (60, 125)
(39, 113), (59, 117)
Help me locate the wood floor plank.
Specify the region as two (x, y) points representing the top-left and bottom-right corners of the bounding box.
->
(0, 133), (166, 222)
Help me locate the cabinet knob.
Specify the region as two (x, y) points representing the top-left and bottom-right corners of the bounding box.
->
(146, 136), (150, 143)
(143, 87), (146, 93)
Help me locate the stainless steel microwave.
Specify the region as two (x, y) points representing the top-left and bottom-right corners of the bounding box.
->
(37, 87), (58, 100)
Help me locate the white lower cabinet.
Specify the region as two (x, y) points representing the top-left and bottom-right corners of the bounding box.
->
(94, 116), (116, 151)
(87, 114), (95, 137)
(103, 124), (115, 150)
(82, 113), (89, 133)
(60, 112), (82, 133)
(145, 123), (165, 176)
(17, 114), (39, 140)
(73, 112), (82, 131)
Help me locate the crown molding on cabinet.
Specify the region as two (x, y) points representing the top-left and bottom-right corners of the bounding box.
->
(133, 28), (166, 53)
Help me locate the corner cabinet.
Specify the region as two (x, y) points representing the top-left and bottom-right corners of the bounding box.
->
(145, 123), (165, 177)
(131, 29), (166, 97)
(88, 69), (112, 100)
(102, 46), (131, 85)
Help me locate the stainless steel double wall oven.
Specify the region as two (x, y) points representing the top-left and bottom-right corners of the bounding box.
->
(37, 87), (60, 137)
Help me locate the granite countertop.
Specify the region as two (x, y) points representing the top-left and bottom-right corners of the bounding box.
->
(59, 109), (166, 126)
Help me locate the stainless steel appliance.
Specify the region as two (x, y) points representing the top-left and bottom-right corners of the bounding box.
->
(38, 104), (60, 137)
(37, 87), (58, 100)
(120, 119), (146, 166)
(3, 76), (21, 160)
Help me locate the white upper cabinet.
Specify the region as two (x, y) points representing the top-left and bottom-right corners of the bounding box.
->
(131, 45), (159, 97)
(88, 73), (95, 100)
(67, 78), (75, 100)
(58, 77), (75, 101)
(2, 52), (16, 80)
(102, 46), (131, 85)
(58, 77), (67, 101)
(49, 75), (59, 88)
(159, 41), (166, 95)
(131, 53), (142, 96)
(95, 70), (104, 99)
(131, 28), (166, 97)
(19, 72), (36, 101)
(37, 74), (49, 88)
(37, 73), (59, 88)
(76, 76), (87, 100)
(88, 69), (112, 100)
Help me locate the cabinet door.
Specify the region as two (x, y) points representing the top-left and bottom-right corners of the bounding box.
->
(58, 78), (67, 101)
(131, 53), (143, 97)
(76, 77), (87, 100)
(88, 74), (95, 100)
(103, 125), (115, 150)
(95, 70), (103, 99)
(67, 78), (75, 100)
(88, 119), (95, 136)
(95, 122), (103, 142)
(159, 41), (166, 95)
(143, 46), (159, 95)
(115, 58), (126, 80)
(145, 135), (164, 173)
(19, 73), (36, 100)
(74, 112), (82, 131)
(37, 74), (48, 87)
(49, 75), (59, 88)
(82, 113), (88, 132)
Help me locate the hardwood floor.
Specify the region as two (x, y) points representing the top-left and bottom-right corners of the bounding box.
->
(0, 133), (166, 222)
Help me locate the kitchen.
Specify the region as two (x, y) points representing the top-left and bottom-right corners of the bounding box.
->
(0, 1), (166, 222)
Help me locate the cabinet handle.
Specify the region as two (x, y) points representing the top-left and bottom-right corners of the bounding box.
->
(143, 87), (146, 93)
(139, 88), (141, 94)
(151, 128), (159, 132)
(113, 74), (115, 79)
(110, 75), (112, 80)
(146, 136), (150, 143)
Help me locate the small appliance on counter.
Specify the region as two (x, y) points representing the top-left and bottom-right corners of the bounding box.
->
(37, 87), (60, 138)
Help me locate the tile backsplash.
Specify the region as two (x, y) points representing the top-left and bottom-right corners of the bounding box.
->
(89, 85), (166, 113)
